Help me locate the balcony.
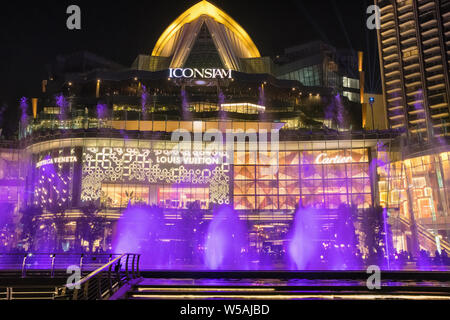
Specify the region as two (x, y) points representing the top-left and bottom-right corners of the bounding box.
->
(387, 96), (403, 103)
(387, 87), (402, 95)
(382, 45), (398, 53)
(424, 55), (441, 63)
(381, 20), (395, 29)
(407, 99), (425, 106)
(398, 11), (413, 21)
(384, 61), (400, 70)
(404, 63), (420, 71)
(430, 102), (449, 109)
(428, 83), (446, 90)
(381, 12), (394, 23)
(422, 28), (438, 37)
(422, 36), (439, 46)
(381, 29), (396, 38)
(388, 105), (404, 112)
(418, 1), (435, 12)
(389, 114), (404, 121)
(400, 28), (416, 37)
(405, 81), (422, 88)
(425, 64), (443, 72)
(409, 118), (426, 125)
(431, 112), (449, 119)
(420, 19), (437, 29)
(426, 74), (444, 81)
(385, 70), (400, 77)
(383, 53), (400, 61)
(391, 123), (405, 129)
(382, 36), (397, 46)
(423, 46), (440, 55)
(401, 37), (417, 46)
(404, 72), (421, 80)
(385, 78), (401, 86)
(406, 90), (423, 97)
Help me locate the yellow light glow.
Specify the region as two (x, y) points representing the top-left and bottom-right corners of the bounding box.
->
(221, 103), (265, 110)
(131, 294), (450, 301)
(152, 0), (261, 58)
(358, 51), (364, 72)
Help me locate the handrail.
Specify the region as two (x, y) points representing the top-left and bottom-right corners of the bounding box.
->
(396, 216), (450, 252)
(0, 253), (125, 278)
(56, 253), (141, 300)
(68, 254), (126, 290)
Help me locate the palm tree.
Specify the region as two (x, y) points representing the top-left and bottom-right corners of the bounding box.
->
(47, 204), (67, 252)
(360, 206), (391, 265)
(182, 202), (204, 263)
(78, 203), (106, 252)
(19, 206), (43, 252)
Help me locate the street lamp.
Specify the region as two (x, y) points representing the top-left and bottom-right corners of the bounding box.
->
(369, 96), (375, 130)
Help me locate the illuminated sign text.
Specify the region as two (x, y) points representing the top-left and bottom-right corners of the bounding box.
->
(169, 68), (232, 79)
(315, 153), (353, 165)
(36, 156), (78, 168)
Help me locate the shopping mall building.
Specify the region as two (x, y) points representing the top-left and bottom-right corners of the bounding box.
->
(2, 1), (449, 255)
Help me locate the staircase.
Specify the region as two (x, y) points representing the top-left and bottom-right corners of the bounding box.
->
(396, 216), (450, 252)
(125, 274), (450, 300)
(0, 253), (140, 300)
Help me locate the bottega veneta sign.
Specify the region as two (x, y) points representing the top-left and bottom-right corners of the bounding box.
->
(169, 68), (233, 79)
(36, 156), (78, 168)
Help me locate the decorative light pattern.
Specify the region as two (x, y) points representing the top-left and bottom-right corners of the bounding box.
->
(81, 147), (231, 205)
(33, 149), (75, 209)
(234, 149), (371, 211)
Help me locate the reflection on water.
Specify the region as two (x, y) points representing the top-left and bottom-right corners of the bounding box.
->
(139, 278), (450, 288)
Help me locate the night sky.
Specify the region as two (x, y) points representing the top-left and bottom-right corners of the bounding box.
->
(0, 0), (381, 136)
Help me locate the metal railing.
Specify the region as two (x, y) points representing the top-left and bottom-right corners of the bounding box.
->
(56, 253), (140, 300)
(0, 253), (124, 278)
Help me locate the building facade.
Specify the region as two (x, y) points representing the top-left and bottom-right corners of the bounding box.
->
(2, 0), (449, 257)
(376, 0), (450, 142)
(376, 0), (450, 255)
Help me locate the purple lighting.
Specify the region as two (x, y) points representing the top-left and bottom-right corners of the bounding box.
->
(20, 97), (28, 125)
(288, 207), (319, 270)
(141, 85), (150, 121)
(55, 94), (69, 122)
(96, 103), (108, 120)
(204, 205), (248, 270)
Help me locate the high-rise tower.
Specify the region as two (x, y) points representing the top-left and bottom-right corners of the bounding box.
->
(376, 0), (450, 144)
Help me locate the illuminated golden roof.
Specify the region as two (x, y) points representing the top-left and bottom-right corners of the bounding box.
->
(151, 0), (261, 70)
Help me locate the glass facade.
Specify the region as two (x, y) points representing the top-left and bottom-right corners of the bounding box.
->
(0, 148), (25, 212)
(378, 151), (450, 252)
(234, 148), (371, 211)
(279, 65), (321, 87)
(28, 137), (373, 215)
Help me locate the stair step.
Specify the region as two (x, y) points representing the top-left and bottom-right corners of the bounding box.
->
(127, 284), (450, 300)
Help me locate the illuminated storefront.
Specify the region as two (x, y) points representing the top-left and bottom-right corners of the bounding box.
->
(13, 0), (449, 258)
(233, 147), (371, 211)
(28, 134), (376, 216)
(378, 150), (450, 253)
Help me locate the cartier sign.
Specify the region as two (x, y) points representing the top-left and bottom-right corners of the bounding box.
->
(314, 153), (353, 165)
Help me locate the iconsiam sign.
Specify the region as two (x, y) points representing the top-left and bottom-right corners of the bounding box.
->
(169, 68), (233, 79)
